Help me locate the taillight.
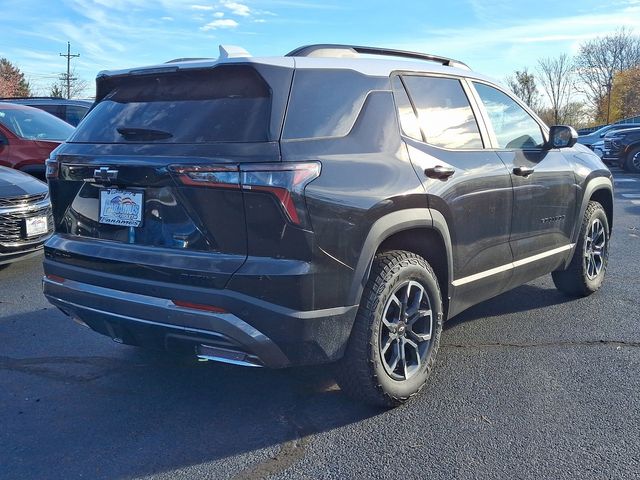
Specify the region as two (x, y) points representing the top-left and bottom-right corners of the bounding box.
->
(172, 165), (240, 188)
(170, 162), (321, 227)
(45, 157), (59, 180)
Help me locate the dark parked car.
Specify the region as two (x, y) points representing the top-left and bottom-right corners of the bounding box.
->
(577, 123), (639, 148)
(0, 97), (92, 126)
(42, 44), (613, 407)
(0, 166), (53, 265)
(0, 103), (75, 179)
(603, 127), (640, 173)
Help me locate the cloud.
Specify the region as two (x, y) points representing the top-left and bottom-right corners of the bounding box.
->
(213, 11), (224, 17)
(223, 1), (251, 16)
(161, 16), (174, 21)
(200, 18), (239, 30)
(191, 4), (214, 10)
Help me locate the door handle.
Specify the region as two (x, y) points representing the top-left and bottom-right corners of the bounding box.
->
(425, 165), (455, 180)
(513, 166), (534, 177)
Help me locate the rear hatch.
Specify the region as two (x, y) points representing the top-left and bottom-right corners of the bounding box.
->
(46, 61), (294, 289)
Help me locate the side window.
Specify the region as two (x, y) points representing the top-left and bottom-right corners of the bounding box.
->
(391, 76), (421, 141)
(34, 104), (64, 120)
(64, 105), (89, 126)
(473, 82), (544, 149)
(402, 75), (483, 150)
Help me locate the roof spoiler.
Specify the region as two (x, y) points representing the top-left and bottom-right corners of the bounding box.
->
(286, 44), (470, 70)
(218, 45), (252, 59)
(165, 45), (252, 64)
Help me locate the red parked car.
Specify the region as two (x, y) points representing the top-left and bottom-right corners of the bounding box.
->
(0, 103), (75, 179)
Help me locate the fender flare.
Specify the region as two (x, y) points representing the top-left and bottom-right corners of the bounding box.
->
(347, 208), (454, 306)
(565, 176), (613, 268)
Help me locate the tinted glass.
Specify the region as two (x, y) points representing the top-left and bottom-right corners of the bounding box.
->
(0, 107), (74, 141)
(65, 105), (89, 126)
(70, 66), (271, 143)
(391, 77), (422, 141)
(283, 69), (388, 139)
(35, 104), (64, 119)
(474, 82), (544, 149)
(402, 76), (483, 149)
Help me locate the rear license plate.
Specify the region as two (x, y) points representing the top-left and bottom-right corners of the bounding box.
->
(99, 188), (144, 227)
(25, 215), (48, 237)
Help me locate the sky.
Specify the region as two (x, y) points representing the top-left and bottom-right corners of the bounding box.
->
(1, 0), (639, 97)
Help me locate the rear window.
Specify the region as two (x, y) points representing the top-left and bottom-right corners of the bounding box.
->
(70, 65), (272, 144)
(0, 106), (75, 141)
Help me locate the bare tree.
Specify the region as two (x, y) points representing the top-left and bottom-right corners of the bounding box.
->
(575, 27), (640, 121)
(505, 68), (541, 111)
(51, 68), (89, 99)
(0, 58), (31, 97)
(537, 54), (574, 125)
(68, 71), (89, 98)
(49, 83), (64, 98)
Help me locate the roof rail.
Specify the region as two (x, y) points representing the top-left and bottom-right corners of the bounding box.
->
(286, 44), (470, 70)
(0, 96), (64, 100)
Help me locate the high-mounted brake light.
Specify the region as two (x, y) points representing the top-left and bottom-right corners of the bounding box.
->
(170, 162), (321, 227)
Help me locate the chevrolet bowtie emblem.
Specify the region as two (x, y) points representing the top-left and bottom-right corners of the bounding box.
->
(93, 167), (118, 183)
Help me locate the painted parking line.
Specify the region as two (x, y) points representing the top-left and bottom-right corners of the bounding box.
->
(621, 193), (640, 198)
(632, 200), (640, 206)
(614, 178), (639, 183)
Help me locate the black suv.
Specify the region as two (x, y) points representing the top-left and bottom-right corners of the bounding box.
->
(42, 44), (613, 407)
(603, 127), (640, 173)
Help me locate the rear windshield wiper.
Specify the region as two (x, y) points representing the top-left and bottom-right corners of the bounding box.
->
(117, 127), (173, 141)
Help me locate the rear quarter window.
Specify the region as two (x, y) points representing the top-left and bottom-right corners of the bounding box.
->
(283, 69), (388, 140)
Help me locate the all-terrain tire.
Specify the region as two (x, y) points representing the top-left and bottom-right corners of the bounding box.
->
(335, 250), (443, 408)
(552, 201), (609, 297)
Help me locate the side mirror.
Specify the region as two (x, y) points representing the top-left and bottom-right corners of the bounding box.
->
(0, 136), (8, 146)
(547, 125), (578, 149)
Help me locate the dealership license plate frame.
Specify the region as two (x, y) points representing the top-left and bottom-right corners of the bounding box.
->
(99, 188), (145, 227)
(24, 215), (49, 238)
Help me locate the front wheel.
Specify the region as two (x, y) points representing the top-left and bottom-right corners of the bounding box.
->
(552, 201), (609, 296)
(624, 147), (640, 174)
(335, 250), (443, 408)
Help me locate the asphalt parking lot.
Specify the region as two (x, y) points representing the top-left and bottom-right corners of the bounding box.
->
(1, 169), (639, 480)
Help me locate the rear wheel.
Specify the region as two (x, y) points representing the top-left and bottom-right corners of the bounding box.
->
(335, 250), (443, 408)
(552, 201), (609, 296)
(624, 147), (640, 174)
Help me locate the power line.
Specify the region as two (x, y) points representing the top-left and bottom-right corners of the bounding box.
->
(59, 42), (79, 99)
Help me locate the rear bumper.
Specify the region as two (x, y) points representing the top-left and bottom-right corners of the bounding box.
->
(42, 265), (358, 368)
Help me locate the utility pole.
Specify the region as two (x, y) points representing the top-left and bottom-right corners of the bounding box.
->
(59, 42), (79, 99)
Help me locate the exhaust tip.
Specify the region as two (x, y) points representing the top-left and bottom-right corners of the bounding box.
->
(196, 344), (262, 368)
